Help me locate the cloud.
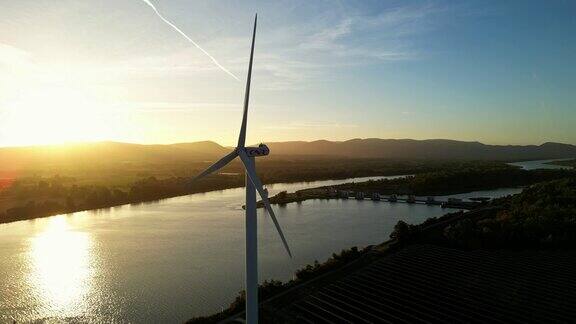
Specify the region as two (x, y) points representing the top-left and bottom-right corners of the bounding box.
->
(265, 121), (358, 130)
(0, 2), (448, 94)
(120, 101), (288, 113)
(297, 3), (441, 61)
(84, 2), (447, 91)
(243, 2), (445, 90)
(0, 43), (34, 69)
(302, 18), (354, 51)
(126, 101), (239, 112)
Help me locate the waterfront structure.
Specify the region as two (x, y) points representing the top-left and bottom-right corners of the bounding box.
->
(327, 187), (338, 197)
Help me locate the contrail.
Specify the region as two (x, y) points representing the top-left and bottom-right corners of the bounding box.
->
(141, 0), (240, 81)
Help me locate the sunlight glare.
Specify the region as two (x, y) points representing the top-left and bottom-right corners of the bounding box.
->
(2, 84), (128, 146)
(29, 216), (93, 315)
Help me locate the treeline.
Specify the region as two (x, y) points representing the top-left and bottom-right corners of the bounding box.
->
(256, 158), (505, 183)
(1, 159), (515, 224)
(0, 175), (244, 224)
(331, 166), (575, 196)
(547, 159), (576, 168)
(390, 177), (576, 249)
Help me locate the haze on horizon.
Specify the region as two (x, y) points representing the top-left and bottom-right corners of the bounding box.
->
(0, 0), (575, 148)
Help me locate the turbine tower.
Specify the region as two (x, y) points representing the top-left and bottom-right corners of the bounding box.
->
(190, 14), (292, 324)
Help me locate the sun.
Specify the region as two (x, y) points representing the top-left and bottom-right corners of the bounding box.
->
(1, 83), (127, 146)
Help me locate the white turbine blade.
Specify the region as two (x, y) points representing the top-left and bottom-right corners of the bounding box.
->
(237, 14), (257, 148)
(239, 150), (293, 258)
(191, 151), (238, 183)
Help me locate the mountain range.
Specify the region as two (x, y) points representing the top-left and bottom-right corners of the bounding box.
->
(1, 139), (575, 170)
(266, 139), (576, 160)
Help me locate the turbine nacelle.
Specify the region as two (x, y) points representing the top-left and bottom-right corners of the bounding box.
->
(243, 144), (270, 157)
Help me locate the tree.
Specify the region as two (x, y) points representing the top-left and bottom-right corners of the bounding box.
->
(390, 220), (412, 241)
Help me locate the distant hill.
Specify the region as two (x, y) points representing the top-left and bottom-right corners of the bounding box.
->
(265, 139), (576, 161)
(0, 141), (230, 170)
(1, 139), (575, 171)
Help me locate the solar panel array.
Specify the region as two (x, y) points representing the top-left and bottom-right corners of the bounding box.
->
(281, 244), (576, 323)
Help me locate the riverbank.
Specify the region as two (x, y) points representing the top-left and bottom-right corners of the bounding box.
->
(0, 172), (412, 225)
(261, 189), (482, 209)
(187, 207), (493, 323)
(0, 160), (516, 224)
(189, 176), (576, 323)
(5, 162), (571, 225)
(0, 172), (467, 323)
(261, 168), (574, 208)
(3, 160), (572, 322)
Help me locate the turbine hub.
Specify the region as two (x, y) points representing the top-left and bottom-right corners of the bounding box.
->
(243, 144), (270, 157)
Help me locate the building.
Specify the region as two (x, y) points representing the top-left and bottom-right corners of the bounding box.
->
(327, 187), (338, 198)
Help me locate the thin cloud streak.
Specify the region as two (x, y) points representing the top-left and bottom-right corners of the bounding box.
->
(119, 2), (441, 90)
(265, 121), (358, 130)
(127, 101), (240, 112)
(122, 101), (288, 113)
(41, 2), (441, 91)
(141, 0), (240, 81)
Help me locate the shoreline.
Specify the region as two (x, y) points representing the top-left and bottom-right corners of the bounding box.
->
(0, 173), (402, 225)
(188, 206), (493, 323)
(3, 163), (572, 225)
(260, 189), (485, 209)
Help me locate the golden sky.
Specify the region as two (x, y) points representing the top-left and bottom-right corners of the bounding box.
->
(0, 0), (575, 147)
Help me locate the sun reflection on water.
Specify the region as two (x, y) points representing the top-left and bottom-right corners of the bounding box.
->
(29, 216), (93, 317)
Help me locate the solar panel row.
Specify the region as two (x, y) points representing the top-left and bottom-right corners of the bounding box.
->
(282, 245), (576, 323)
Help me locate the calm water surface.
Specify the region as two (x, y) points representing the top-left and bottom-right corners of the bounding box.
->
(508, 158), (573, 170)
(0, 173), (530, 323)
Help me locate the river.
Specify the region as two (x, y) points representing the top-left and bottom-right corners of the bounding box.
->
(508, 158), (572, 170)
(0, 159), (565, 322)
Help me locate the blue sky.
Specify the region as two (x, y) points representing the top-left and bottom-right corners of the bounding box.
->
(0, 0), (574, 146)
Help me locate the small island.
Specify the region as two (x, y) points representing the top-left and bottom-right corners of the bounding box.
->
(260, 166), (574, 209)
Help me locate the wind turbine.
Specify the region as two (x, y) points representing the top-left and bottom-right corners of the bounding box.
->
(190, 14), (292, 324)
